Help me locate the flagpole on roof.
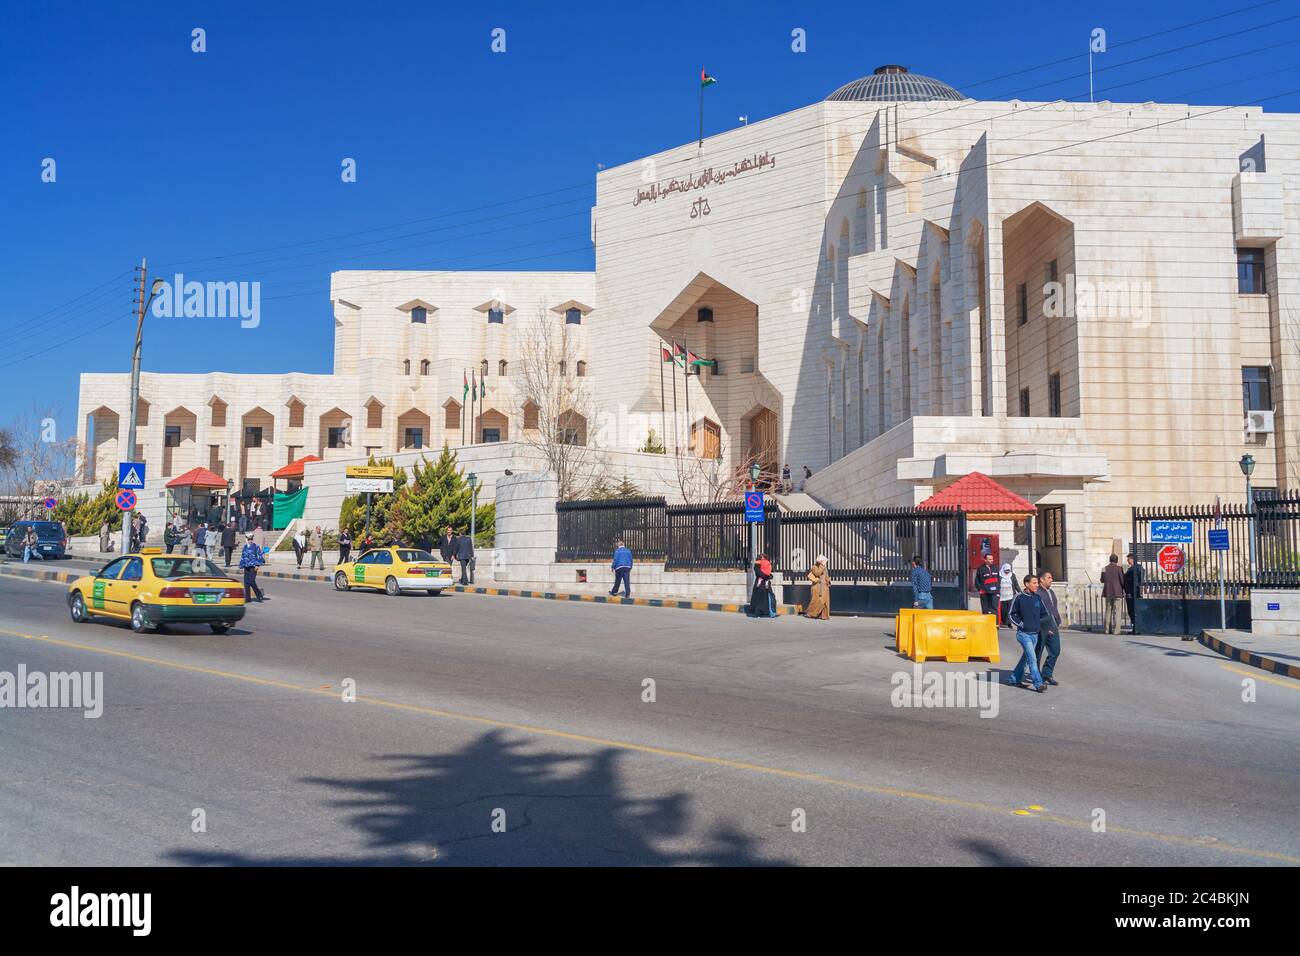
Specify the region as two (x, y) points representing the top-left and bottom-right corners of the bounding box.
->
(658, 345), (667, 448)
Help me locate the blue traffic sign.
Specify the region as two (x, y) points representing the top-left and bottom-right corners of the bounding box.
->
(118, 461), (146, 489)
(114, 489), (137, 511)
(1208, 528), (1230, 551)
(1150, 520), (1193, 544)
(744, 491), (765, 523)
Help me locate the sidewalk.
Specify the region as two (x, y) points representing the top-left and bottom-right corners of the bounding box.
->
(1199, 629), (1300, 680)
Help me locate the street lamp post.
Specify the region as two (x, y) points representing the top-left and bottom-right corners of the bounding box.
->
(467, 472), (478, 585)
(1240, 454), (1257, 583)
(121, 260), (165, 557)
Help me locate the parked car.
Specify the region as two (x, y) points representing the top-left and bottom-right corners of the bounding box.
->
(333, 547), (453, 595)
(4, 520), (69, 559)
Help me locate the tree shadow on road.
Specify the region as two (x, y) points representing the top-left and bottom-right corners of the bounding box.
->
(166, 729), (789, 866)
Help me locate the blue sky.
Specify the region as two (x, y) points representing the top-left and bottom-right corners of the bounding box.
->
(2, 0), (1298, 444)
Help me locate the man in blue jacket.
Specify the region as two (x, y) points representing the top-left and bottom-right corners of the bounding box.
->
(610, 540), (633, 598)
(1006, 574), (1048, 692)
(238, 533), (266, 603)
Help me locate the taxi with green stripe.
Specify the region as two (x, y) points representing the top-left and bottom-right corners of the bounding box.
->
(67, 548), (247, 634)
(333, 547), (454, 596)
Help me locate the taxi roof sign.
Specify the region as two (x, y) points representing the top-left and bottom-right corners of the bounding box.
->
(346, 464), (395, 479)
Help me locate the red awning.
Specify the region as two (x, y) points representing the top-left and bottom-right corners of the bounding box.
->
(165, 466), (229, 489)
(916, 471), (1036, 516)
(269, 454), (322, 480)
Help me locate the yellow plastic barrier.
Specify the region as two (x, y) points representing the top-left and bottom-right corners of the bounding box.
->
(895, 608), (998, 662)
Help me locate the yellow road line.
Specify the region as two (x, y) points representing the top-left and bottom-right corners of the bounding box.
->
(1221, 663), (1300, 689)
(1, 624), (1296, 864)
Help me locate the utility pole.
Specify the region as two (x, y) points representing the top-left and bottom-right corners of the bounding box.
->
(122, 258), (149, 557)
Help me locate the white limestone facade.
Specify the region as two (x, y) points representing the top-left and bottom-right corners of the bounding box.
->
(76, 65), (1300, 583)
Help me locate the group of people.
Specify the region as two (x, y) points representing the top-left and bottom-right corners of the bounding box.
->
(1101, 553), (1144, 634)
(163, 518), (249, 568)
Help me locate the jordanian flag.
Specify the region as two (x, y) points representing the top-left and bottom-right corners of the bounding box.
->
(688, 351), (715, 368)
(463, 370), (469, 400)
(661, 346), (673, 362)
(700, 68), (717, 88)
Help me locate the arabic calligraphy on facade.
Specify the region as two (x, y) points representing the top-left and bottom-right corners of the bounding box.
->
(632, 151), (776, 207)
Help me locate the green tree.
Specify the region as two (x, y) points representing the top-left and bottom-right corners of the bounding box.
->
(637, 429), (666, 454)
(52, 491), (88, 531)
(384, 445), (494, 546)
(68, 478), (122, 536)
(613, 474), (642, 499)
(337, 456), (408, 543)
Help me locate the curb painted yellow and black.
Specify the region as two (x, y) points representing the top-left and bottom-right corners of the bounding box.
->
(0, 562), (801, 617)
(1198, 629), (1300, 681)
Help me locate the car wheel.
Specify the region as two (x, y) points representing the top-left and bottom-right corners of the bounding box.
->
(334, 571), (350, 591)
(130, 602), (153, 633)
(69, 591), (88, 623)
(426, 589), (442, 596)
(210, 623), (231, 634)
(385, 576), (400, 596)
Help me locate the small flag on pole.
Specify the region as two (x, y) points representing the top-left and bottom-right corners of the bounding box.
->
(700, 68), (717, 88)
(661, 346), (673, 362)
(463, 370), (469, 400)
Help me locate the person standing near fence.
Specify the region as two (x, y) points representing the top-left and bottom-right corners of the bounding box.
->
(974, 553), (1001, 620)
(749, 552), (776, 618)
(1123, 553), (1143, 635)
(1101, 554), (1125, 634)
(910, 555), (934, 610)
(804, 555), (831, 620)
(998, 562), (1020, 625)
(609, 540), (633, 598)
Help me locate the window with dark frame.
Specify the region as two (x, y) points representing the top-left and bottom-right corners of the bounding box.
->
(244, 426), (263, 448)
(1043, 506), (1064, 547)
(488, 308), (504, 324)
(410, 306), (427, 324)
(165, 426), (181, 448)
(404, 427), (424, 449)
(1017, 283), (1028, 326)
(697, 306), (713, 323)
(1047, 259), (1058, 284)
(1049, 372), (1062, 417)
(1237, 248), (1267, 294)
(1242, 366), (1272, 412)
(565, 307), (582, 325)
(328, 427), (347, 449)
(1019, 388), (1030, 417)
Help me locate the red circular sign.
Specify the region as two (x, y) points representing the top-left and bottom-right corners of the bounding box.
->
(114, 489), (137, 511)
(1157, 545), (1185, 573)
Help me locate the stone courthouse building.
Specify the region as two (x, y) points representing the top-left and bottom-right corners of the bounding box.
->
(78, 64), (1299, 582)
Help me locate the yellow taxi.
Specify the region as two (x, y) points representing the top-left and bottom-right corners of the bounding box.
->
(333, 546), (454, 596)
(67, 548), (247, 634)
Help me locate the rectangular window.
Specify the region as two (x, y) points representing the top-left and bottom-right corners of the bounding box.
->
(445, 404), (460, 430)
(1043, 505), (1064, 547)
(404, 428), (424, 449)
(244, 426), (263, 448)
(565, 307), (582, 325)
(1017, 283), (1028, 326)
(1046, 259), (1058, 284)
(1019, 388), (1030, 417)
(559, 428), (580, 446)
(741, 356), (755, 374)
(1048, 372), (1062, 417)
(1242, 366), (1272, 412)
(488, 308), (504, 324)
(328, 427), (348, 449)
(1237, 248), (1267, 294)
(410, 306), (427, 324)
(165, 426), (181, 448)
(481, 428), (501, 443)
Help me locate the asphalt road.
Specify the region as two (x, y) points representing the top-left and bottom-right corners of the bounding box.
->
(1, 568), (1297, 866)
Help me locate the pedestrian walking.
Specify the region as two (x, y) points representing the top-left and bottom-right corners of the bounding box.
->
(309, 525), (324, 570)
(22, 525), (40, 563)
(1123, 553), (1143, 634)
(748, 552), (777, 618)
(781, 464), (791, 494)
(177, 524), (193, 555)
(1101, 553), (1125, 634)
(338, 528), (352, 565)
(239, 533), (266, 602)
(98, 520), (111, 553)
(910, 555), (934, 609)
(455, 529), (475, 585)
(998, 562), (1021, 625)
(1006, 575), (1049, 692)
(804, 554), (830, 620)
(195, 523), (209, 559)
(137, 515), (148, 547)
(292, 527), (307, 569)
(1036, 570), (1062, 686)
(609, 539), (633, 598)
(221, 522), (237, 567)
(974, 552), (1001, 619)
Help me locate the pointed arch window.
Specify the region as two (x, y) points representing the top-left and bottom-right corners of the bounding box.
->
(420, 359), (430, 376)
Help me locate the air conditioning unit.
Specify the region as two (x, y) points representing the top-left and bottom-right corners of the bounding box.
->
(1245, 409), (1275, 435)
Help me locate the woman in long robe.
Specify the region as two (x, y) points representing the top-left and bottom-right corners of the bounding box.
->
(804, 555), (830, 620)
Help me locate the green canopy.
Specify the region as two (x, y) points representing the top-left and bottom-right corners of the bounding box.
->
(272, 487), (308, 529)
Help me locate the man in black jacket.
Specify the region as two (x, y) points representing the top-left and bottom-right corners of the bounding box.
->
(220, 523), (237, 567)
(1036, 570), (1063, 686)
(1123, 553), (1143, 634)
(454, 530), (474, 585)
(438, 526), (456, 564)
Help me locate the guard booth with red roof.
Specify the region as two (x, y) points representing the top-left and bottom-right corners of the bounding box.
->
(917, 472), (1037, 611)
(164, 467), (230, 531)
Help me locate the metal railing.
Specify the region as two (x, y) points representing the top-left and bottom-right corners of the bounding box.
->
(555, 497), (667, 562)
(1133, 498), (1300, 590)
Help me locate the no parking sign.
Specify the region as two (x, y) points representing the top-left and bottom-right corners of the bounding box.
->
(744, 491), (765, 523)
(115, 489), (137, 511)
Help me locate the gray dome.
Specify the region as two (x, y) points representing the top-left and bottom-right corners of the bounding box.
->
(827, 65), (964, 103)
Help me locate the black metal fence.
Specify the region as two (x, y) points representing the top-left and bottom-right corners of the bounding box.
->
(771, 507), (966, 585)
(555, 497), (667, 562)
(664, 502), (780, 572)
(1256, 497), (1300, 586)
(1133, 499), (1300, 592)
